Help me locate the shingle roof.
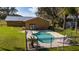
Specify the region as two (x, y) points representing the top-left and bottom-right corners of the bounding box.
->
(5, 16), (35, 21)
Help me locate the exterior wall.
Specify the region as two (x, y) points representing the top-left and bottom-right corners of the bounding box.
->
(6, 17), (49, 29)
(25, 18), (49, 30)
(6, 21), (25, 27)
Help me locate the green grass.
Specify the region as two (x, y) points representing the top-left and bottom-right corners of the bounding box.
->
(0, 26), (26, 51)
(38, 46), (79, 51)
(0, 20), (7, 26)
(58, 29), (79, 36)
(49, 46), (79, 51)
(58, 29), (79, 43)
(37, 46), (79, 51)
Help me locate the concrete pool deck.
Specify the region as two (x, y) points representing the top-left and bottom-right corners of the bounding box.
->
(26, 30), (70, 48)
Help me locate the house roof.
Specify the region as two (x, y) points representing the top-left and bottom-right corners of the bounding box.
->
(5, 16), (35, 21)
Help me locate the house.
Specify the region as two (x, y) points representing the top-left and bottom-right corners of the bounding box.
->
(5, 16), (49, 30)
(5, 16), (33, 27)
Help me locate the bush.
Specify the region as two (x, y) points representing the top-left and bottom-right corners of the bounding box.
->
(22, 27), (26, 30)
(69, 39), (78, 45)
(48, 26), (54, 30)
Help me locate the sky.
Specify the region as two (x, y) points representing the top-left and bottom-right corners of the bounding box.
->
(16, 7), (37, 17)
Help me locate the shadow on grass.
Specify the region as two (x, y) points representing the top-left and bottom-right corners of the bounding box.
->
(54, 28), (64, 32)
(0, 47), (25, 51)
(14, 47), (25, 51)
(1, 48), (12, 51)
(37, 48), (49, 51)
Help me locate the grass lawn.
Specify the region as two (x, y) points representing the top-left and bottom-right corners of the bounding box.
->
(59, 29), (79, 43)
(0, 26), (26, 51)
(37, 46), (79, 51)
(49, 46), (79, 51)
(59, 29), (79, 36)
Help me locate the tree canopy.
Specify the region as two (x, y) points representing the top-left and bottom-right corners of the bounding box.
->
(0, 7), (21, 19)
(36, 7), (79, 29)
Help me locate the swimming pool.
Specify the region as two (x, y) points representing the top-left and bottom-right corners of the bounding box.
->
(33, 32), (54, 43)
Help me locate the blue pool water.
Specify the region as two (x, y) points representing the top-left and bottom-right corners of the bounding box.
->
(33, 32), (54, 43)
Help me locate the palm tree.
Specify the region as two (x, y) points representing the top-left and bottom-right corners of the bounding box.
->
(9, 7), (18, 15)
(0, 7), (18, 19)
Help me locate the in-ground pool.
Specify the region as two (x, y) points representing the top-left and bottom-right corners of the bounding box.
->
(33, 32), (54, 43)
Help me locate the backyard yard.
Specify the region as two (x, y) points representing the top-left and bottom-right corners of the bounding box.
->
(0, 26), (79, 51)
(0, 20), (79, 51)
(0, 26), (26, 51)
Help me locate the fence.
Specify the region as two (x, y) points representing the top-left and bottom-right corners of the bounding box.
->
(26, 36), (79, 51)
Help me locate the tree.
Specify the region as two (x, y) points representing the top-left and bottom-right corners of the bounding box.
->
(0, 7), (19, 19)
(0, 7), (8, 19)
(36, 7), (60, 30)
(62, 7), (77, 29)
(9, 7), (18, 15)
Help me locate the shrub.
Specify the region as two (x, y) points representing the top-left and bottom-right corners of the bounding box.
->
(69, 39), (78, 45)
(48, 26), (54, 30)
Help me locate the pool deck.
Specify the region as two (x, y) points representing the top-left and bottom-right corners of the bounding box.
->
(26, 30), (70, 48)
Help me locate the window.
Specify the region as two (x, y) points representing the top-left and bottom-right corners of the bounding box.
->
(30, 24), (38, 30)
